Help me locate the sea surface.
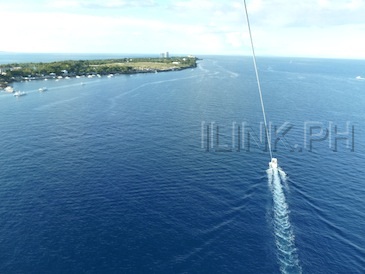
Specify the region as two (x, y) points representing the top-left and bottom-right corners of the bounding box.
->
(0, 53), (365, 273)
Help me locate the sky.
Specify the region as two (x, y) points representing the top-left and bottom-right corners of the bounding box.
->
(1, 0), (365, 58)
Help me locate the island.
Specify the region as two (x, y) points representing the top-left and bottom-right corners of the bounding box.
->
(0, 56), (198, 89)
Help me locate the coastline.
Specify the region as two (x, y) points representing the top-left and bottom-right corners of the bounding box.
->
(0, 56), (198, 90)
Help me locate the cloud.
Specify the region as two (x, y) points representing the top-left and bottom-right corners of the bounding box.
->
(1, 0), (365, 58)
(225, 32), (244, 48)
(246, 0), (263, 13)
(50, 0), (158, 9)
(0, 8), (229, 54)
(246, 0), (365, 28)
(167, 1), (245, 37)
(0, 0), (247, 54)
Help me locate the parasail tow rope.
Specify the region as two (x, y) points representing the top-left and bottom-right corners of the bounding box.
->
(243, 0), (273, 161)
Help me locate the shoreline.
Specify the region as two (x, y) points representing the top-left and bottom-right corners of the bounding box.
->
(0, 56), (198, 90)
(1, 65), (195, 85)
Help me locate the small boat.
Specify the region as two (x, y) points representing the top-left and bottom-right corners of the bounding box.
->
(4, 86), (14, 93)
(38, 87), (48, 92)
(13, 91), (26, 97)
(269, 158), (278, 169)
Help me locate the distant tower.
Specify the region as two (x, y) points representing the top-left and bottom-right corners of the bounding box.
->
(160, 52), (169, 58)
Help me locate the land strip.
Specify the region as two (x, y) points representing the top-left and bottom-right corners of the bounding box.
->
(0, 56), (197, 89)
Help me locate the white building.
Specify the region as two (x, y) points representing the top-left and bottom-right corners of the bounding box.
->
(0, 67), (9, 73)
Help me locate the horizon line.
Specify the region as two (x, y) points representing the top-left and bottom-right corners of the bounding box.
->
(1, 51), (365, 61)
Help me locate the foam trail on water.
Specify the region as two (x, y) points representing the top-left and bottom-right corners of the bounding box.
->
(267, 166), (302, 274)
(278, 168), (289, 190)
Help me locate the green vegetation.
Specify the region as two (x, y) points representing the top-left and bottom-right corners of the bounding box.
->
(0, 56), (197, 88)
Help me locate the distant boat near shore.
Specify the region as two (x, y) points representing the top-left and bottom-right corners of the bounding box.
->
(13, 91), (26, 97)
(39, 87), (48, 92)
(4, 86), (14, 93)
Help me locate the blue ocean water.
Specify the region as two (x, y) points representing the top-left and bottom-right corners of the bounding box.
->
(0, 54), (365, 273)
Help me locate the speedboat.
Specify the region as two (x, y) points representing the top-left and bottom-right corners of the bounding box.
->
(13, 91), (26, 97)
(269, 158), (278, 169)
(39, 87), (47, 92)
(4, 86), (14, 93)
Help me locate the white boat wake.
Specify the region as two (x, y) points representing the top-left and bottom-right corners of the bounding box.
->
(242, 1), (302, 271)
(267, 160), (302, 274)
